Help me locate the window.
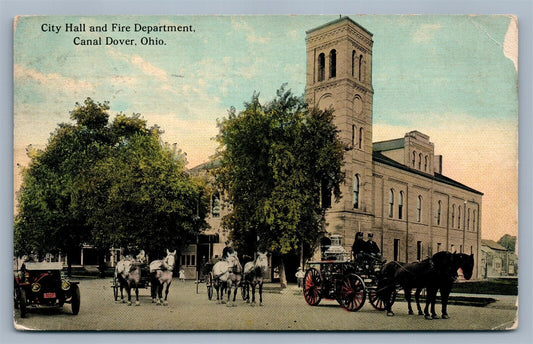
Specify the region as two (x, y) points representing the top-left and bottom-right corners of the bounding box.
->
(417, 195), (422, 222)
(467, 209), (471, 230)
(318, 53), (325, 81)
(418, 153), (422, 170)
(458, 206), (461, 229)
(424, 156), (428, 171)
(437, 242), (442, 252)
(394, 239), (400, 261)
(358, 54), (363, 81)
(353, 174), (360, 209)
(437, 200), (442, 225)
(359, 127), (363, 149)
(388, 189), (394, 218)
(351, 124), (355, 147)
(412, 151), (416, 167)
(398, 191), (404, 220)
(417, 241), (422, 261)
(473, 210), (476, 232)
(329, 49), (337, 78)
(351, 50), (356, 77)
(451, 204), (455, 228)
(450, 244), (455, 252)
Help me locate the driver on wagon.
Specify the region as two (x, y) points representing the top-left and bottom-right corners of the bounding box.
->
(351, 232), (366, 260)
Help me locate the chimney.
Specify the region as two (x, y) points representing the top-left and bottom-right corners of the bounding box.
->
(434, 155), (442, 174)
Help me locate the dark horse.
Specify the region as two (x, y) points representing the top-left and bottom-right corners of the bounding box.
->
(378, 252), (474, 319)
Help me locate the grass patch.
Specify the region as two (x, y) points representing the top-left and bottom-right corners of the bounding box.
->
(453, 278), (518, 295)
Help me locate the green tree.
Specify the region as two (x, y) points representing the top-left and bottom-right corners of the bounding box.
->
(497, 234), (517, 253)
(215, 87), (344, 287)
(15, 98), (208, 274)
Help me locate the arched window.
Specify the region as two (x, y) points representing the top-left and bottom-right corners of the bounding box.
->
(473, 210), (476, 232)
(358, 54), (363, 81)
(458, 206), (462, 229)
(352, 50), (356, 77)
(329, 49), (336, 78)
(467, 209), (471, 230)
(412, 151), (416, 167)
(351, 124), (355, 147)
(437, 200), (442, 225)
(398, 191), (404, 220)
(317, 53), (325, 82)
(353, 174), (360, 209)
(388, 189), (394, 218)
(359, 127), (363, 149)
(424, 156), (428, 171)
(451, 204), (455, 228)
(417, 196), (422, 222)
(418, 153), (422, 170)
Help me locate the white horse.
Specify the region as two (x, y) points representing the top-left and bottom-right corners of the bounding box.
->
(212, 253), (240, 306)
(243, 252), (268, 306)
(115, 255), (142, 306)
(149, 249), (176, 306)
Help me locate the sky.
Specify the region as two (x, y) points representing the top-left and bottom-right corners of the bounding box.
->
(13, 15), (518, 242)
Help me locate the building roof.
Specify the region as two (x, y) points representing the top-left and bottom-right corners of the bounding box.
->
(372, 138), (405, 152)
(306, 16), (373, 36)
(481, 239), (508, 251)
(373, 151), (483, 195)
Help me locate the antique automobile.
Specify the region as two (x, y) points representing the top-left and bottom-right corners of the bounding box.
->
(14, 262), (80, 318)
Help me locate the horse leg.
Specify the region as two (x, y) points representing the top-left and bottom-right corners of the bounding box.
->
(258, 281), (263, 306)
(134, 284), (140, 306)
(150, 274), (158, 303)
(126, 285), (132, 306)
(404, 287), (414, 315)
(424, 287), (439, 320)
(251, 282), (256, 306)
(440, 285), (451, 319)
(163, 281), (171, 306)
(415, 288), (424, 315)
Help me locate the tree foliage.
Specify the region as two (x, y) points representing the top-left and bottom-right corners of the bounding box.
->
(15, 98), (207, 260)
(497, 234), (517, 253)
(215, 86), (345, 259)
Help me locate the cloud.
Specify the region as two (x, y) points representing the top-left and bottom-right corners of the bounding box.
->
(503, 16), (518, 71)
(131, 55), (169, 81)
(14, 64), (94, 91)
(412, 23), (442, 43)
(230, 17), (271, 44)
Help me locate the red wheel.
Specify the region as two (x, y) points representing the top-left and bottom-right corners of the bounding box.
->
(368, 287), (396, 311)
(303, 267), (322, 306)
(338, 273), (366, 312)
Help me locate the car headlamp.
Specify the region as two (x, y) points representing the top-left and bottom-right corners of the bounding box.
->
(61, 279), (71, 291)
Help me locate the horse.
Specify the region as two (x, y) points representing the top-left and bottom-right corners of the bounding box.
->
(211, 253), (240, 306)
(115, 255), (142, 306)
(377, 252), (474, 319)
(243, 252), (268, 306)
(149, 249), (176, 306)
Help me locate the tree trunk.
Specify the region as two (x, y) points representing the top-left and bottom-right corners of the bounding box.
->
(279, 258), (287, 288)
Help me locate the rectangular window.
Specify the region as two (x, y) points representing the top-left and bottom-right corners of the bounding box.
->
(437, 243), (441, 252)
(417, 241), (422, 261)
(394, 239), (400, 261)
(186, 255), (191, 266)
(181, 255), (186, 266)
(191, 255), (196, 267)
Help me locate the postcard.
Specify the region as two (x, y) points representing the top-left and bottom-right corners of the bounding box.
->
(13, 15), (518, 331)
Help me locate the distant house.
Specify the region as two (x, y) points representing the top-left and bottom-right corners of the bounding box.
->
(480, 239), (517, 278)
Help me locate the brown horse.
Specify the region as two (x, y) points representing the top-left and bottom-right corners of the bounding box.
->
(378, 252), (474, 319)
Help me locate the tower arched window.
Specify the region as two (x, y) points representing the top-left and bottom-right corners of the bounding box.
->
(418, 153), (422, 170)
(352, 124), (355, 147)
(352, 50), (356, 77)
(353, 174), (360, 209)
(359, 127), (363, 149)
(398, 191), (404, 220)
(412, 151), (416, 167)
(437, 200), (442, 225)
(317, 53), (325, 82)
(358, 54), (363, 81)
(467, 209), (471, 230)
(458, 206), (462, 229)
(473, 210), (476, 232)
(388, 189), (394, 218)
(329, 49), (336, 78)
(424, 156), (428, 171)
(417, 195), (422, 222)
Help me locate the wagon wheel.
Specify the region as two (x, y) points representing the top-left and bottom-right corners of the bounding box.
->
(206, 272), (214, 300)
(338, 273), (366, 312)
(303, 267), (322, 306)
(241, 281), (249, 301)
(368, 287), (397, 311)
(71, 284), (80, 315)
(19, 288), (27, 318)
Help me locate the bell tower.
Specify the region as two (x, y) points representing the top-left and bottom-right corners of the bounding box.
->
(306, 17), (375, 246)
